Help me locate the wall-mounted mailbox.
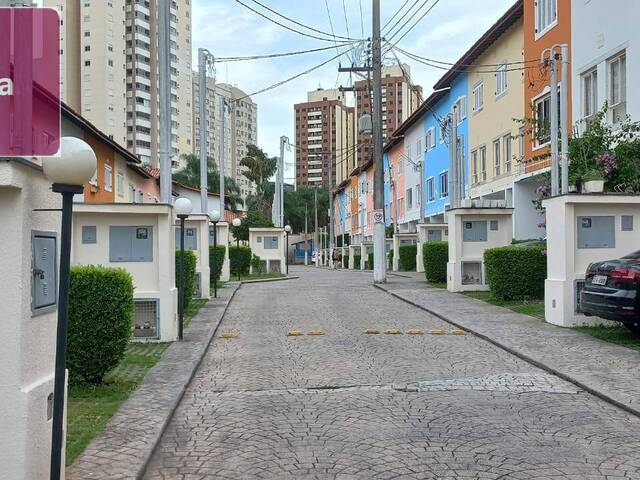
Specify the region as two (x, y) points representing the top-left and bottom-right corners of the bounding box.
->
(32, 231), (57, 313)
(622, 215), (634, 232)
(110, 226), (153, 262)
(577, 216), (615, 249)
(463, 221), (487, 242)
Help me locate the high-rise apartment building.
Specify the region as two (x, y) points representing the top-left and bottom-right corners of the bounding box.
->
(294, 88), (355, 188)
(47, 0), (193, 167)
(192, 78), (258, 202)
(354, 64), (422, 167)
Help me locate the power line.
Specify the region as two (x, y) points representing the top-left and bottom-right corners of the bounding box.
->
(324, 0), (341, 57)
(248, 0), (358, 41)
(215, 44), (350, 62)
(383, 0), (430, 41)
(233, 0), (355, 43)
(381, 0), (412, 33)
(358, 0), (365, 38)
(385, 0), (441, 48)
(342, 0), (352, 42)
(394, 45), (539, 68)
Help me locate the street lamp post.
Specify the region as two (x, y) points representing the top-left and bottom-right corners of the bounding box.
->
(42, 137), (97, 480)
(208, 210), (221, 298)
(284, 225), (291, 275)
(232, 217), (242, 281)
(175, 197), (193, 341)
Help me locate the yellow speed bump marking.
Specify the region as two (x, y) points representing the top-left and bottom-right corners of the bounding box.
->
(307, 330), (325, 336)
(220, 331), (236, 339)
(429, 328), (446, 335)
(451, 329), (466, 336)
(385, 328), (402, 335)
(406, 329), (423, 335)
(364, 328), (380, 334)
(287, 330), (303, 337)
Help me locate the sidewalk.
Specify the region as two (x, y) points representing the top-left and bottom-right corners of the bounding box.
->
(67, 284), (239, 480)
(377, 273), (640, 417)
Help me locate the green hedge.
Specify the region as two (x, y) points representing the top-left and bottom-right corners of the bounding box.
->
(68, 265), (134, 384)
(209, 245), (226, 282)
(388, 249), (394, 269)
(423, 241), (448, 283)
(176, 249), (197, 309)
(353, 254), (361, 270)
(484, 245), (547, 300)
(229, 245), (252, 276)
(342, 255), (349, 267)
(367, 252), (374, 270)
(251, 254), (264, 273)
(398, 245), (417, 271)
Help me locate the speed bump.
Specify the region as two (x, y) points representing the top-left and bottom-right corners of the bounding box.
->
(385, 328), (402, 335)
(429, 328), (446, 335)
(364, 328), (380, 334)
(451, 329), (466, 336)
(307, 330), (325, 336)
(287, 330), (303, 337)
(220, 331), (236, 339)
(406, 329), (423, 335)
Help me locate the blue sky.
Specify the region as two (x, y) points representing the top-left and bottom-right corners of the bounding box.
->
(193, 0), (515, 180)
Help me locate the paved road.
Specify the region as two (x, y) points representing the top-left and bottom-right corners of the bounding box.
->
(144, 268), (640, 479)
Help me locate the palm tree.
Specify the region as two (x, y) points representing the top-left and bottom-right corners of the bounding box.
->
(174, 154), (243, 212)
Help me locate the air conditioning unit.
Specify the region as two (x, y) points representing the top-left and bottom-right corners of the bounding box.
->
(133, 298), (159, 339)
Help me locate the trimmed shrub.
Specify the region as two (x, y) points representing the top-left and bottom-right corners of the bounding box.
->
(251, 254), (264, 273)
(229, 245), (252, 276)
(67, 265), (134, 384)
(353, 254), (361, 270)
(367, 252), (374, 270)
(209, 245), (226, 282)
(176, 249), (197, 309)
(398, 245), (417, 271)
(423, 241), (448, 283)
(484, 245), (547, 300)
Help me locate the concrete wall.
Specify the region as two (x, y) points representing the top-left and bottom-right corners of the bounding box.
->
(181, 216), (210, 299)
(249, 228), (286, 272)
(0, 160), (62, 479)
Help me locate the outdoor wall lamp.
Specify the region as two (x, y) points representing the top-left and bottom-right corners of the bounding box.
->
(42, 136), (97, 480)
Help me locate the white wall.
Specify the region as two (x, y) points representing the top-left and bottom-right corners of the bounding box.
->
(572, 0), (640, 126)
(0, 161), (61, 479)
(403, 121), (423, 228)
(513, 178), (546, 240)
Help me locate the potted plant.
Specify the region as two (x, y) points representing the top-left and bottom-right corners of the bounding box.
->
(582, 169), (605, 193)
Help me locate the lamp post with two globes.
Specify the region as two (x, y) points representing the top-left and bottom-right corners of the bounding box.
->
(284, 225), (291, 275)
(42, 137), (97, 480)
(232, 217), (242, 281)
(175, 197), (193, 341)
(208, 209), (221, 298)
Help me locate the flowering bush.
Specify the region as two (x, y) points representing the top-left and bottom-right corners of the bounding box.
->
(597, 152), (618, 176)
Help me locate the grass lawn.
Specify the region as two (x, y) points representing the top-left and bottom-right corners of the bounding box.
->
(66, 295), (208, 465)
(463, 291), (545, 320)
(575, 325), (640, 351)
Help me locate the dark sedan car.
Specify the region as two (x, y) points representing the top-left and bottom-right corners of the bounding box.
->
(581, 250), (640, 334)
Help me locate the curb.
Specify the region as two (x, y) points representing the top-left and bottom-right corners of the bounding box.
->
(137, 284), (240, 479)
(374, 283), (640, 420)
(240, 275), (300, 284)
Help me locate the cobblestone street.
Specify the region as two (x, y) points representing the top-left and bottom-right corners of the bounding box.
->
(144, 268), (640, 479)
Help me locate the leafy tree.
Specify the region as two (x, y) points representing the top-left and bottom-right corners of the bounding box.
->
(230, 207), (273, 241)
(240, 145), (278, 216)
(283, 186), (329, 234)
(174, 154), (243, 212)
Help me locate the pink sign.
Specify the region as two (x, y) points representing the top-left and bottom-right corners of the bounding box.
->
(0, 8), (60, 156)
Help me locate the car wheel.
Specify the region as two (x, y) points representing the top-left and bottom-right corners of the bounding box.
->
(624, 322), (640, 337)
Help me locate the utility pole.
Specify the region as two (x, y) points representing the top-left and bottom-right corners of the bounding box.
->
(272, 136), (287, 228)
(449, 108), (459, 208)
(560, 44), (569, 195)
(328, 153), (335, 268)
(305, 203), (309, 265)
(219, 97), (227, 216)
(314, 186), (319, 266)
(544, 48), (560, 196)
(158, 0), (172, 204)
(198, 48), (210, 214)
(280, 137), (286, 229)
(371, 0), (386, 283)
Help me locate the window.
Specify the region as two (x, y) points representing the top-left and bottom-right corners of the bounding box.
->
(440, 171), (448, 198)
(109, 226), (153, 262)
(582, 68), (598, 125)
(471, 149), (478, 184)
(496, 64), (507, 96)
(473, 81), (484, 112)
(104, 164), (112, 192)
(416, 138), (422, 155)
(454, 96), (466, 123)
(415, 184), (421, 207)
(425, 127), (435, 150)
(536, 0), (557, 35)
(264, 236), (279, 249)
(406, 188), (413, 209)
(493, 139), (501, 176)
(116, 171), (124, 197)
(534, 92), (558, 147)
(608, 52), (626, 124)
(503, 134), (512, 174)
(129, 184), (136, 203)
(427, 177), (435, 201)
(480, 146), (487, 182)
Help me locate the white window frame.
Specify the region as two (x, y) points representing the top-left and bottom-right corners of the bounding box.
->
(104, 164), (113, 192)
(427, 177), (435, 202)
(496, 64), (508, 97)
(454, 96), (467, 124)
(503, 133), (512, 174)
(471, 149), (478, 184)
(581, 67), (598, 126)
(116, 170), (124, 197)
(440, 171), (448, 198)
(493, 139), (501, 177)
(534, 92), (552, 148)
(535, 0), (557, 39)
(425, 127), (436, 150)
(406, 188), (413, 209)
(607, 51), (627, 124)
(473, 81), (484, 113)
(480, 146), (487, 182)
